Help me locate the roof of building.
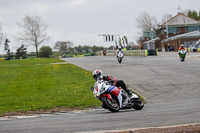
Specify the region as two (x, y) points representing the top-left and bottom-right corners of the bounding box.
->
(161, 13), (200, 26)
(143, 38), (160, 44)
(162, 30), (200, 42)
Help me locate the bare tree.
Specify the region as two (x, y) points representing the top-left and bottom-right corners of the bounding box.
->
(161, 14), (173, 24)
(54, 41), (73, 54)
(17, 15), (49, 57)
(136, 12), (158, 32)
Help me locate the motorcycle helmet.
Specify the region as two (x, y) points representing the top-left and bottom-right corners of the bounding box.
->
(92, 70), (103, 81)
(181, 44), (184, 47)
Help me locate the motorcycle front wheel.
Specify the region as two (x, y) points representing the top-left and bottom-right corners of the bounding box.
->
(118, 58), (122, 63)
(101, 96), (120, 112)
(131, 97), (144, 110)
(181, 57), (185, 62)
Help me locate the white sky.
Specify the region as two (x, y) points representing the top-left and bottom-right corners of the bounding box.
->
(0, 0), (200, 54)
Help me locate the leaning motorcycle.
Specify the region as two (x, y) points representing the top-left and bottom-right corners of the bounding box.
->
(116, 50), (124, 63)
(178, 49), (187, 62)
(90, 79), (144, 112)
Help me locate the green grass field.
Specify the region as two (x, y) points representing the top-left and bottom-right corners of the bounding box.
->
(0, 58), (100, 115)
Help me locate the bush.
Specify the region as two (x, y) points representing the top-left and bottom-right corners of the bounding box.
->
(53, 51), (61, 58)
(39, 46), (53, 58)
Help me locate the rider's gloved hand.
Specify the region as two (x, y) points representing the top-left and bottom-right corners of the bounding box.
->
(109, 79), (115, 83)
(108, 76), (115, 83)
(103, 75), (115, 84)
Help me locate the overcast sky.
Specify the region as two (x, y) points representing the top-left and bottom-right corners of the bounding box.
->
(0, 0), (200, 53)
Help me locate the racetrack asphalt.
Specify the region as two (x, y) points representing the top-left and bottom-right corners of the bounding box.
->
(0, 52), (200, 133)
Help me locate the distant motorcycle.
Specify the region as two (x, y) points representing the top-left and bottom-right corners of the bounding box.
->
(116, 50), (124, 63)
(103, 50), (106, 56)
(90, 79), (144, 112)
(178, 49), (187, 62)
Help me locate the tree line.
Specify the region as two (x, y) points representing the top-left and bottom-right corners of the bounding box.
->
(54, 41), (106, 55)
(3, 40), (53, 60)
(187, 10), (200, 20)
(1, 9), (200, 59)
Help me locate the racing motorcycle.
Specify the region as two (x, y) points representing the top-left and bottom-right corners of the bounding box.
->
(90, 79), (144, 112)
(103, 50), (106, 56)
(178, 49), (187, 62)
(116, 50), (124, 63)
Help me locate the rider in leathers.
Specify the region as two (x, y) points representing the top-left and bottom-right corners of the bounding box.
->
(116, 48), (124, 58)
(178, 44), (186, 56)
(92, 70), (133, 97)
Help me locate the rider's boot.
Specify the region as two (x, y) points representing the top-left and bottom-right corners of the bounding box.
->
(126, 89), (133, 98)
(126, 89), (139, 99)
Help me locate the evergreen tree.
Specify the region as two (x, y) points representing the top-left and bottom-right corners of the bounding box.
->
(16, 44), (27, 59)
(4, 38), (11, 60)
(187, 10), (200, 20)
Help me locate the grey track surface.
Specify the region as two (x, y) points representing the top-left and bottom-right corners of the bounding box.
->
(1, 52), (200, 133)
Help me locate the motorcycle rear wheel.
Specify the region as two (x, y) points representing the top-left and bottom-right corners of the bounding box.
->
(101, 97), (120, 112)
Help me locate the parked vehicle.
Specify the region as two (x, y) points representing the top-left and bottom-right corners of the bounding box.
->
(178, 49), (187, 62)
(90, 79), (144, 112)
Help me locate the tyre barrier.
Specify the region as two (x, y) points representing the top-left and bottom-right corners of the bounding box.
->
(124, 50), (148, 56)
(0, 58), (5, 61)
(198, 48), (200, 52)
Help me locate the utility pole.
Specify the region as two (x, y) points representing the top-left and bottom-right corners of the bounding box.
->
(166, 21), (168, 39)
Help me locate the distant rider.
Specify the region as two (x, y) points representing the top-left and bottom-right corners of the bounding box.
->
(178, 44), (185, 51)
(178, 44), (186, 56)
(116, 48), (124, 57)
(92, 70), (133, 98)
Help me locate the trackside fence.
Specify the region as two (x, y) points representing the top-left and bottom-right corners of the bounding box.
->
(95, 50), (157, 56)
(0, 58), (5, 61)
(124, 50), (148, 56)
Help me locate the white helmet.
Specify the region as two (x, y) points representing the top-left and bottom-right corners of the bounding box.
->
(92, 70), (103, 81)
(181, 44), (184, 47)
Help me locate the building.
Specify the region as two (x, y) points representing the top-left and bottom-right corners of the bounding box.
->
(162, 30), (200, 51)
(143, 38), (160, 50)
(160, 13), (200, 51)
(139, 31), (155, 49)
(141, 13), (200, 52)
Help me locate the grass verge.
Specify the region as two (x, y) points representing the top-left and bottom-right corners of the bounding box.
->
(0, 58), (100, 116)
